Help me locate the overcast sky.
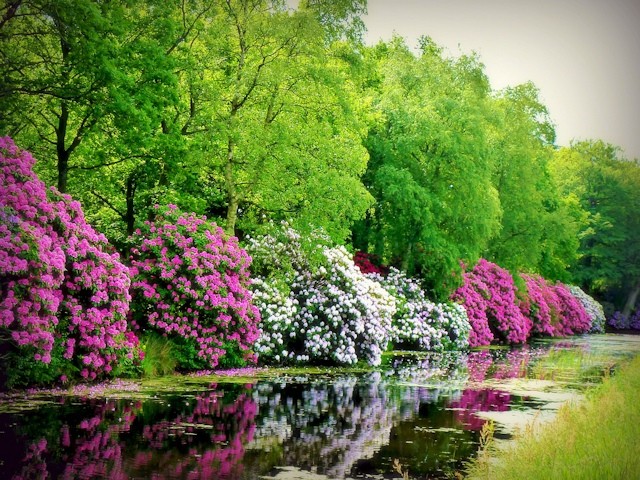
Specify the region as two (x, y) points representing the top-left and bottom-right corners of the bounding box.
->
(362, 0), (640, 159)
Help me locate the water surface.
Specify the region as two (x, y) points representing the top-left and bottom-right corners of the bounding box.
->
(1, 334), (638, 479)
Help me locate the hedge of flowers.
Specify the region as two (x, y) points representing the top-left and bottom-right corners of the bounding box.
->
(247, 224), (395, 366)
(519, 274), (592, 337)
(608, 310), (640, 330)
(128, 205), (260, 370)
(0, 137), (139, 387)
(367, 267), (470, 352)
(567, 285), (605, 333)
(450, 259), (531, 347)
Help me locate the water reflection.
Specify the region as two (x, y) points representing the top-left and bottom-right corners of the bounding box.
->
(2, 336), (638, 480)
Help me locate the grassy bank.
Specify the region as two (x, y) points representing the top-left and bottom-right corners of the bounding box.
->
(466, 354), (640, 479)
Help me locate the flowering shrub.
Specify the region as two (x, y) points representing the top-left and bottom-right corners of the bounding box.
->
(367, 268), (470, 351)
(353, 251), (388, 275)
(567, 285), (605, 333)
(607, 311), (628, 329)
(128, 205), (260, 370)
(519, 274), (558, 337)
(0, 137), (139, 387)
(246, 224), (396, 366)
(519, 275), (592, 337)
(607, 310), (640, 330)
(450, 259), (531, 346)
(551, 283), (592, 335)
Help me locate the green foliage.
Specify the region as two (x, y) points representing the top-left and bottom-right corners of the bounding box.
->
(355, 37), (501, 298)
(551, 141), (640, 310)
(139, 334), (177, 378)
(2, 343), (73, 389)
(485, 83), (579, 279)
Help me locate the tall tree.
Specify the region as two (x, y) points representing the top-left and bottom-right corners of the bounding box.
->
(551, 141), (640, 313)
(197, 0), (373, 239)
(354, 37), (501, 298)
(485, 82), (581, 280)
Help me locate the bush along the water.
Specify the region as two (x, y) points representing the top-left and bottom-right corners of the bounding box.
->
(128, 205), (260, 370)
(367, 267), (470, 352)
(567, 285), (605, 333)
(451, 259), (531, 346)
(607, 309), (640, 330)
(0, 137), (140, 387)
(246, 224), (396, 366)
(519, 273), (559, 337)
(519, 274), (592, 337)
(551, 283), (592, 335)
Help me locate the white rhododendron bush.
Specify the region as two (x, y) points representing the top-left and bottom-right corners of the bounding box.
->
(567, 285), (606, 333)
(247, 224), (395, 366)
(367, 268), (471, 352)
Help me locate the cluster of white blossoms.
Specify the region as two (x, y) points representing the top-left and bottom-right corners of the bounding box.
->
(368, 268), (471, 352)
(247, 226), (396, 366)
(568, 285), (606, 333)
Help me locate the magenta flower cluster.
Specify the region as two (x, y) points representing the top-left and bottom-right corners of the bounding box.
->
(0, 137), (139, 382)
(450, 259), (531, 346)
(128, 205), (260, 369)
(520, 274), (591, 337)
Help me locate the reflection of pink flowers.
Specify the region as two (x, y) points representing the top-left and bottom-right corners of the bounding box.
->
(466, 349), (535, 382)
(12, 389), (258, 480)
(449, 389), (511, 430)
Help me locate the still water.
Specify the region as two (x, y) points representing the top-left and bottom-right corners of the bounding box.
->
(1, 334), (639, 480)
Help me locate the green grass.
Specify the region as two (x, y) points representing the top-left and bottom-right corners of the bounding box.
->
(140, 334), (177, 377)
(466, 354), (640, 479)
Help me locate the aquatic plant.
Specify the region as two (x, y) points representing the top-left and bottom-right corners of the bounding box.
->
(128, 205), (260, 370)
(451, 259), (531, 346)
(0, 137), (139, 387)
(368, 267), (471, 352)
(247, 223), (395, 366)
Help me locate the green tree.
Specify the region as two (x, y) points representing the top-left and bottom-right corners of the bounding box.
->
(354, 37), (501, 298)
(0, 0), (192, 244)
(485, 82), (580, 280)
(197, 0), (373, 239)
(551, 141), (640, 313)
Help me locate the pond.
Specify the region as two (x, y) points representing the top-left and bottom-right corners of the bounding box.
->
(1, 334), (639, 480)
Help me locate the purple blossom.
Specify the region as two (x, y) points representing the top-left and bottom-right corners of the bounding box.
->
(1, 137), (140, 386)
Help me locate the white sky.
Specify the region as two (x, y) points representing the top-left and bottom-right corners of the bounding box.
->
(363, 0), (640, 159)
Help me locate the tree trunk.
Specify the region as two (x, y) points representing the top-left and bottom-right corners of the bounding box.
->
(622, 279), (640, 318)
(401, 242), (413, 272)
(225, 139), (238, 236)
(125, 173), (137, 236)
(56, 102), (70, 193)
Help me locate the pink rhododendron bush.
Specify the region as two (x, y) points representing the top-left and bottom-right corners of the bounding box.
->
(246, 223), (396, 366)
(519, 274), (592, 337)
(128, 205), (260, 370)
(450, 259), (531, 347)
(0, 137), (139, 388)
